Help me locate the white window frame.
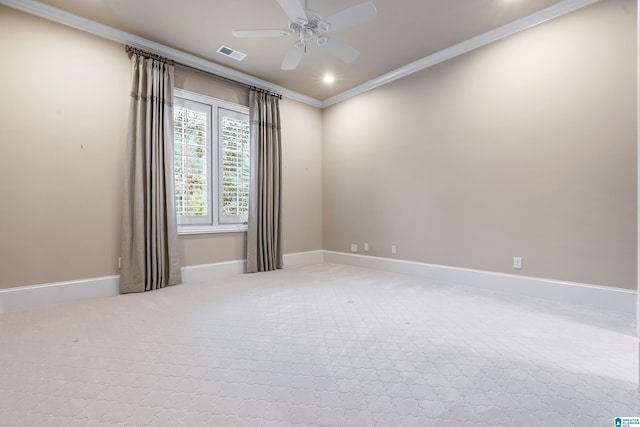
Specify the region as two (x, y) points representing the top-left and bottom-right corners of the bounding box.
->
(173, 88), (250, 235)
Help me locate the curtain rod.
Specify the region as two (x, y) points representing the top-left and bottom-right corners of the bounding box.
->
(125, 45), (174, 65)
(125, 46), (282, 99)
(249, 86), (283, 100)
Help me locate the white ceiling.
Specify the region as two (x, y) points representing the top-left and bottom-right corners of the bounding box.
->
(31, 0), (581, 101)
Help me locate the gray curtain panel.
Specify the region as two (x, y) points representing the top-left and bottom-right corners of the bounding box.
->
(247, 90), (283, 273)
(120, 53), (182, 293)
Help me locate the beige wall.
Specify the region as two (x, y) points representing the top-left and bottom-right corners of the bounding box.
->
(1, 0), (636, 291)
(0, 7), (130, 289)
(0, 6), (323, 289)
(323, 0), (637, 289)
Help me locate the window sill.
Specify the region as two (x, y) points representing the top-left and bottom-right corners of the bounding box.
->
(178, 224), (248, 235)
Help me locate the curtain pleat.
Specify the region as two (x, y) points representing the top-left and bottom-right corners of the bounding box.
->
(120, 54), (182, 293)
(247, 90), (283, 273)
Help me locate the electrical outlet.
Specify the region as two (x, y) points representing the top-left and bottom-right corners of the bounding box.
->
(391, 245), (397, 255)
(118, 257), (121, 269)
(351, 243), (358, 252)
(513, 257), (522, 269)
(364, 243), (369, 252)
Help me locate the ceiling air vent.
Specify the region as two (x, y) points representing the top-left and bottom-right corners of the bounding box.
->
(217, 45), (246, 61)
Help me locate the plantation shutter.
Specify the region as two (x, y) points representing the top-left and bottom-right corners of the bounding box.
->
(218, 107), (250, 224)
(173, 99), (212, 226)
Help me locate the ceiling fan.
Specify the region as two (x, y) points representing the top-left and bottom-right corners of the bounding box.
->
(232, 0), (377, 70)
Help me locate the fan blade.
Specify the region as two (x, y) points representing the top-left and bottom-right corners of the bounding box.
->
(320, 38), (360, 63)
(281, 43), (305, 70)
(232, 29), (291, 38)
(323, 1), (377, 32)
(276, 0), (307, 21)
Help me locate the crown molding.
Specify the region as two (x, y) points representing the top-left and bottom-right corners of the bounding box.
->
(321, 0), (601, 108)
(0, 0), (323, 108)
(2, 0), (601, 110)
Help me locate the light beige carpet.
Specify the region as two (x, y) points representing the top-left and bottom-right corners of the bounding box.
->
(0, 263), (637, 426)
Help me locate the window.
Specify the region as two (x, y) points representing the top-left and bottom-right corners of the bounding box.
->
(173, 89), (250, 233)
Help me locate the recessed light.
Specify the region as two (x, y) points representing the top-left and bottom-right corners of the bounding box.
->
(323, 74), (335, 84)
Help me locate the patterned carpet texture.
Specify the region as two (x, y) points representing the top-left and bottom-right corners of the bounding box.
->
(0, 263), (638, 426)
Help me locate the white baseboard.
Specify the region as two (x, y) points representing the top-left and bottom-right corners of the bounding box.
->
(0, 251), (325, 313)
(181, 260), (247, 284)
(181, 250), (325, 284)
(1, 250), (635, 314)
(283, 250), (324, 267)
(0, 275), (120, 313)
(324, 251), (637, 314)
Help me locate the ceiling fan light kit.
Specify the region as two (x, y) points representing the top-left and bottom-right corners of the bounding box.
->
(232, 0), (378, 70)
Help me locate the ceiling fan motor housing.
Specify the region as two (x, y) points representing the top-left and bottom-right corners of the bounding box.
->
(289, 11), (330, 45)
